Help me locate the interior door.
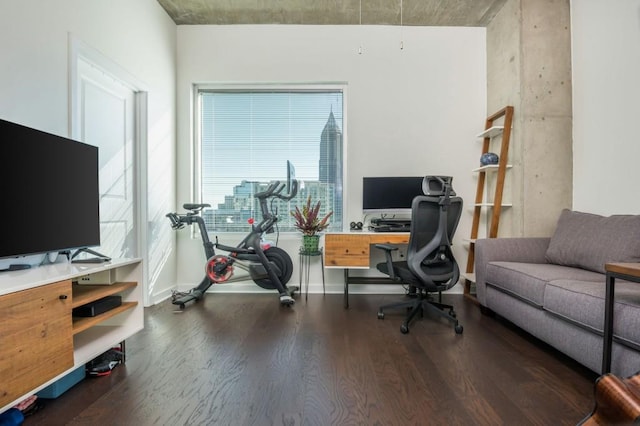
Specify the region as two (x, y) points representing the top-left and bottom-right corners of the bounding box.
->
(76, 58), (137, 259)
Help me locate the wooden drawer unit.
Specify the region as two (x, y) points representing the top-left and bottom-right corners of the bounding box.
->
(325, 233), (410, 268)
(0, 280), (74, 408)
(325, 234), (371, 267)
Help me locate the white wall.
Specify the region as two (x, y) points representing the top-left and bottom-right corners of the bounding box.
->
(0, 0), (177, 304)
(176, 25), (486, 294)
(571, 0), (640, 215)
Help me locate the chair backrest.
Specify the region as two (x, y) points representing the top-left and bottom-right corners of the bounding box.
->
(406, 193), (463, 289)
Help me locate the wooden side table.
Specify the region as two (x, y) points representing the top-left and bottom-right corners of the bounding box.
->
(602, 262), (640, 374)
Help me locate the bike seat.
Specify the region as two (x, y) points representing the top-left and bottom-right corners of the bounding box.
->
(183, 203), (211, 211)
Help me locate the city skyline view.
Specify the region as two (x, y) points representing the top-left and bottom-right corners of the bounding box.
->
(198, 90), (343, 232)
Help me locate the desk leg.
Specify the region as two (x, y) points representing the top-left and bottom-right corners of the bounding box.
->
(321, 255), (325, 296)
(299, 252), (303, 290)
(602, 273), (615, 374)
(344, 269), (349, 309)
(304, 255), (310, 302)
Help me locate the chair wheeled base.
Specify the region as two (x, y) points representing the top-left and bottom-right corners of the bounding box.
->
(377, 291), (463, 335)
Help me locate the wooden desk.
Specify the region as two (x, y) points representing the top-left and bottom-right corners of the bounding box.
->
(602, 262), (640, 373)
(324, 232), (410, 308)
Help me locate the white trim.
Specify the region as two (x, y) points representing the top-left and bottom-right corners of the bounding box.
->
(191, 83), (201, 206)
(68, 34), (148, 139)
(192, 82), (348, 232)
(68, 33), (150, 306)
(340, 87), (348, 233)
(196, 82), (348, 91)
(135, 91), (150, 306)
(175, 282), (463, 295)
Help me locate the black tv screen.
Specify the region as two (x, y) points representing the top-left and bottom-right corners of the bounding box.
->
(0, 118), (100, 259)
(362, 176), (424, 213)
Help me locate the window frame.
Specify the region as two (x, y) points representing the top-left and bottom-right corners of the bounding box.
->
(192, 82), (348, 234)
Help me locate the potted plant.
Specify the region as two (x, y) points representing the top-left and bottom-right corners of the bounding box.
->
(291, 196), (333, 253)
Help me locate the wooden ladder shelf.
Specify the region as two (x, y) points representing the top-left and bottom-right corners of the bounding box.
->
(464, 106), (514, 296)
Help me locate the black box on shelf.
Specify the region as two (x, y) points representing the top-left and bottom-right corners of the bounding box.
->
(73, 295), (122, 317)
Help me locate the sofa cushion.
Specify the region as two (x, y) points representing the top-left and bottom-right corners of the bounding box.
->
(485, 261), (603, 307)
(544, 279), (640, 347)
(545, 209), (640, 274)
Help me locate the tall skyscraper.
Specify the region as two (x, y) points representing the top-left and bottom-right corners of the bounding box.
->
(319, 110), (343, 214)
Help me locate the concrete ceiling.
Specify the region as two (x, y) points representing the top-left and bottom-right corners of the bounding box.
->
(157, 0), (508, 26)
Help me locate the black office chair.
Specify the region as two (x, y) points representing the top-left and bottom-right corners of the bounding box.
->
(375, 176), (464, 335)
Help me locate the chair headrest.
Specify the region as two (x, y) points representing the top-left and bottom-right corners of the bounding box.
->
(422, 176), (455, 197)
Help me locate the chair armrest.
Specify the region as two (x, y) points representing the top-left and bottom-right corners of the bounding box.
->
(375, 243), (399, 252)
(374, 244), (399, 280)
(475, 237), (551, 306)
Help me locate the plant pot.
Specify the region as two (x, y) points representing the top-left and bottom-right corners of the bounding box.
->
(302, 235), (320, 254)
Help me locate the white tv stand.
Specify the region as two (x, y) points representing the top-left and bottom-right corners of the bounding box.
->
(0, 258), (143, 413)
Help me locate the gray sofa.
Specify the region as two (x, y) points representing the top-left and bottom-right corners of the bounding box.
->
(475, 209), (640, 376)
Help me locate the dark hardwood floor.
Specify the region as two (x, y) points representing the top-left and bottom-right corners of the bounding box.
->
(25, 293), (598, 425)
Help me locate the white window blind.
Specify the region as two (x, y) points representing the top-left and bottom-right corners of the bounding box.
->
(197, 87), (344, 233)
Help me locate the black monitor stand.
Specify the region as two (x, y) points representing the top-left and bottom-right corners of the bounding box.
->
(71, 248), (112, 264)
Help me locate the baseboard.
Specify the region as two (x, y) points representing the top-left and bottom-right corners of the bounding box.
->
(170, 281), (463, 295)
(151, 287), (176, 305)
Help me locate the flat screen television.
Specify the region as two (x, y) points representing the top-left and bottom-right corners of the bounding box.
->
(0, 118), (100, 263)
(362, 176), (425, 214)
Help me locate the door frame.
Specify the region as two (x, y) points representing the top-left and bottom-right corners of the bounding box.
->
(68, 34), (150, 306)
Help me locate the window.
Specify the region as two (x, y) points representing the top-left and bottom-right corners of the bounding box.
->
(196, 85), (344, 233)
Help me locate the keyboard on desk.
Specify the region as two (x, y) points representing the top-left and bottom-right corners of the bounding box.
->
(368, 219), (411, 232)
(369, 225), (411, 232)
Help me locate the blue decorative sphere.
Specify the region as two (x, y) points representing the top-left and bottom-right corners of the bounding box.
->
(480, 152), (499, 166)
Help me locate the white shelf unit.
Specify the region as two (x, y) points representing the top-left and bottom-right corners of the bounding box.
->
(476, 125), (505, 139)
(464, 106), (514, 296)
(461, 272), (476, 284)
(0, 258), (143, 413)
(472, 164), (513, 173)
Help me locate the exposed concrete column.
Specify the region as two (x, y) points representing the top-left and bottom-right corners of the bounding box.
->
(486, 0), (572, 237)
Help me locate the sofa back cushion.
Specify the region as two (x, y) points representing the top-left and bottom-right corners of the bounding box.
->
(545, 209), (640, 273)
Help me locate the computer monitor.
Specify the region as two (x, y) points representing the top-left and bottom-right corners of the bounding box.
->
(362, 176), (425, 214)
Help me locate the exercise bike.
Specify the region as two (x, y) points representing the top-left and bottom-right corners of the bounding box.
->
(166, 162), (300, 309)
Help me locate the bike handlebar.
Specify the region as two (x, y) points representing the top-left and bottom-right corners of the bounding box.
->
(165, 212), (185, 230)
(168, 163), (299, 235)
(254, 179), (298, 201)
(254, 181), (280, 199)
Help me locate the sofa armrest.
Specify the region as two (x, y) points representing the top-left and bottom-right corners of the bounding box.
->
(475, 237), (551, 306)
